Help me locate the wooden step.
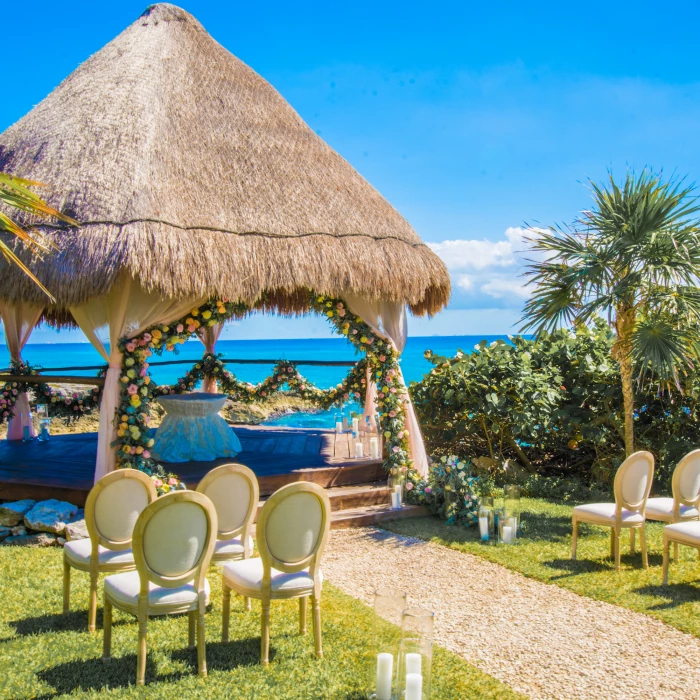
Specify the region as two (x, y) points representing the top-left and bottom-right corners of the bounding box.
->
(330, 503), (430, 529)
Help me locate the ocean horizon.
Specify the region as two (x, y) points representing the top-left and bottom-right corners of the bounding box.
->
(0, 335), (508, 388)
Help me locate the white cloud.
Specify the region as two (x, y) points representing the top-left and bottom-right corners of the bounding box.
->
(428, 226), (544, 310)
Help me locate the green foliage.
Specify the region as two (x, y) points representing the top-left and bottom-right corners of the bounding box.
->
(0, 547), (521, 699)
(411, 319), (700, 493)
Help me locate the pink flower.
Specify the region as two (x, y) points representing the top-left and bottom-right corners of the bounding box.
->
(389, 411), (396, 418)
(424, 486), (432, 494)
(379, 355), (386, 362)
(354, 392), (360, 398)
(176, 324), (184, 333)
(337, 302), (344, 309)
(142, 333), (152, 343)
(125, 342), (137, 352)
(261, 391), (267, 396)
(143, 450), (151, 459)
(64, 398), (70, 405)
(140, 368), (147, 377)
(127, 384), (138, 395)
(338, 309), (346, 317)
(389, 387), (397, 394)
(300, 385), (306, 390)
(153, 478), (163, 487)
(187, 324), (196, 333)
(392, 446), (400, 453)
(406, 482), (414, 491)
(168, 477), (178, 486)
(352, 329), (358, 334)
(287, 367), (293, 373)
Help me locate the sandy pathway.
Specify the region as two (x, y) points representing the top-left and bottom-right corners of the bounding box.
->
(323, 528), (700, 700)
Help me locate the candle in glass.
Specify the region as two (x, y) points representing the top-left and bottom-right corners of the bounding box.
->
(405, 652), (422, 675)
(369, 437), (380, 459)
(335, 421), (343, 434)
(502, 525), (513, 543)
(375, 652), (393, 700)
(355, 442), (363, 458)
(352, 417), (360, 435)
(405, 673), (423, 700)
(478, 516), (489, 541)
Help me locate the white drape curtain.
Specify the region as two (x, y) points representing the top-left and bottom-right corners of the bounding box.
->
(344, 294), (430, 477)
(0, 301), (43, 440)
(197, 323), (223, 393)
(70, 276), (203, 483)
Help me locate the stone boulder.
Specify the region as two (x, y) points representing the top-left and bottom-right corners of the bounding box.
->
(1, 532), (57, 547)
(0, 500), (36, 527)
(65, 519), (89, 541)
(24, 499), (79, 534)
(0, 527), (10, 541)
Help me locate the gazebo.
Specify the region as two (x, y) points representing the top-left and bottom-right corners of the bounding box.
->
(0, 4), (450, 485)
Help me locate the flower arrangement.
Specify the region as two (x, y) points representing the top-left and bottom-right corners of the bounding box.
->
(308, 294), (419, 483)
(409, 455), (481, 525)
(0, 360), (26, 422)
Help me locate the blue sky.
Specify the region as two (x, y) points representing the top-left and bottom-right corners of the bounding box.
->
(3, 1), (700, 342)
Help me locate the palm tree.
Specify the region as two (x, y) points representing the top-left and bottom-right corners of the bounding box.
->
(521, 170), (700, 456)
(0, 172), (78, 300)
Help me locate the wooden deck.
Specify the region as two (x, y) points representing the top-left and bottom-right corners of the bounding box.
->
(0, 426), (385, 505)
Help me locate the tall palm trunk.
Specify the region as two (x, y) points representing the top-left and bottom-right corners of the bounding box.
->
(613, 307), (636, 456)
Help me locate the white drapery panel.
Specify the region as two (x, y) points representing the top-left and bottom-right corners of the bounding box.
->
(0, 301), (44, 440)
(344, 295), (430, 477)
(197, 323), (223, 393)
(70, 276), (203, 483)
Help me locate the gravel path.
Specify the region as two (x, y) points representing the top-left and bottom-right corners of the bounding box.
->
(323, 528), (700, 700)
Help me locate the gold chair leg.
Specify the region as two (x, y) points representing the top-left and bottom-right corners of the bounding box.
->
(312, 594), (322, 659)
(102, 597), (112, 661)
(674, 542), (679, 562)
(197, 606), (207, 677)
(610, 528), (615, 560)
(640, 523), (648, 569)
(614, 528), (621, 571)
(62, 559), (71, 614)
(88, 572), (99, 632)
(188, 610), (196, 650)
(571, 518), (578, 560)
(261, 601), (271, 666)
(222, 583), (231, 643)
(245, 596), (251, 612)
(663, 537), (670, 585)
(137, 612), (148, 686)
(630, 527), (636, 555)
(299, 596), (307, 635)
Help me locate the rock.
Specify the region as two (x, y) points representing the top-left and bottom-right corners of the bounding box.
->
(0, 500), (36, 526)
(24, 499), (79, 534)
(65, 519), (89, 541)
(57, 536), (67, 546)
(0, 527), (10, 541)
(11, 525), (27, 536)
(1, 532), (57, 547)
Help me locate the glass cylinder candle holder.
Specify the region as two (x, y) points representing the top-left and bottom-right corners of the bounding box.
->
(504, 485), (522, 537)
(334, 413), (343, 434)
(478, 498), (494, 542)
(38, 417), (51, 442)
(498, 513), (515, 544)
(388, 471), (404, 510)
(397, 607), (434, 700)
(370, 588), (407, 700)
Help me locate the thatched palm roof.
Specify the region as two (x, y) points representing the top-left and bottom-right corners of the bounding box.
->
(0, 3), (449, 316)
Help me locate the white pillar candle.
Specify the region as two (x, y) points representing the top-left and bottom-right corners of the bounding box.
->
(502, 525), (513, 544)
(335, 421), (343, 434)
(342, 416), (349, 431)
(391, 492), (402, 509)
(508, 516), (518, 539)
(376, 652), (393, 700)
(394, 484), (402, 493)
(352, 417), (359, 435)
(405, 672), (423, 700)
(369, 437), (380, 459)
(405, 652), (422, 675)
(479, 517), (489, 541)
(355, 442), (363, 458)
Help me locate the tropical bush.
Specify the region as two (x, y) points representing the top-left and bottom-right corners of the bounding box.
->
(410, 319), (700, 494)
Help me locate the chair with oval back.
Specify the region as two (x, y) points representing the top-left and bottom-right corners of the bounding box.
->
(63, 469), (157, 631)
(195, 463), (258, 565)
(101, 490), (217, 685)
(221, 482), (331, 665)
(571, 451), (654, 570)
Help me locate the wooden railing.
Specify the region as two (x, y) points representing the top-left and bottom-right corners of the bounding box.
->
(0, 358), (358, 387)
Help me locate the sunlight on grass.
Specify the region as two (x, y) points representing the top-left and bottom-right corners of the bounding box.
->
(0, 547), (523, 699)
(383, 499), (700, 638)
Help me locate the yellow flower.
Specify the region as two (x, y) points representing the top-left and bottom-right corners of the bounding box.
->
(185, 318), (194, 326)
(152, 329), (162, 340)
(202, 310), (212, 320)
(217, 306), (226, 315)
(120, 376), (129, 383)
(193, 320), (201, 328)
(122, 415), (129, 421)
(135, 446), (144, 454)
(117, 429), (125, 437)
(120, 422), (128, 430)
(122, 445), (131, 454)
(360, 336), (368, 344)
(208, 319), (217, 327)
(326, 311), (334, 318)
(148, 439), (155, 447)
(127, 369), (136, 379)
(143, 376), (151, 385)
(191, 308), (199, 316)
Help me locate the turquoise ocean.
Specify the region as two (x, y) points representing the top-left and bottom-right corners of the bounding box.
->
(0, 336), (506, 427)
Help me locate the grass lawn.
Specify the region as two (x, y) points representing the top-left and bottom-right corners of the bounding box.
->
(384, 499), (700, 638)
(0, 546), (523, 699)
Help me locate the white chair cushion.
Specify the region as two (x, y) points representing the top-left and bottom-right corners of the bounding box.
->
(104, 570), (211, 612)
(645, 497), (699, 521)
(665, 521), (700, 546)
(573, 503), (644, 525)
(223, 557), (322, 596)
(214, 535), (254, 558)
(64, 539), (135, 568)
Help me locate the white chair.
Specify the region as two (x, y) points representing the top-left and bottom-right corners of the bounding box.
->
(102, 490), (217, 685)
(221, 482), (331, 665)
(571, 451), (654, 570)
(63, 469), (157, 631)
(662, 521), (700, 584)
(195, 463), (258, 566)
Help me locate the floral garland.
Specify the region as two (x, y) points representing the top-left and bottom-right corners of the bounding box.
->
(0, 361), (103, 425)
(153, 352), (369, 409)
(308, 294), (419, 484)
